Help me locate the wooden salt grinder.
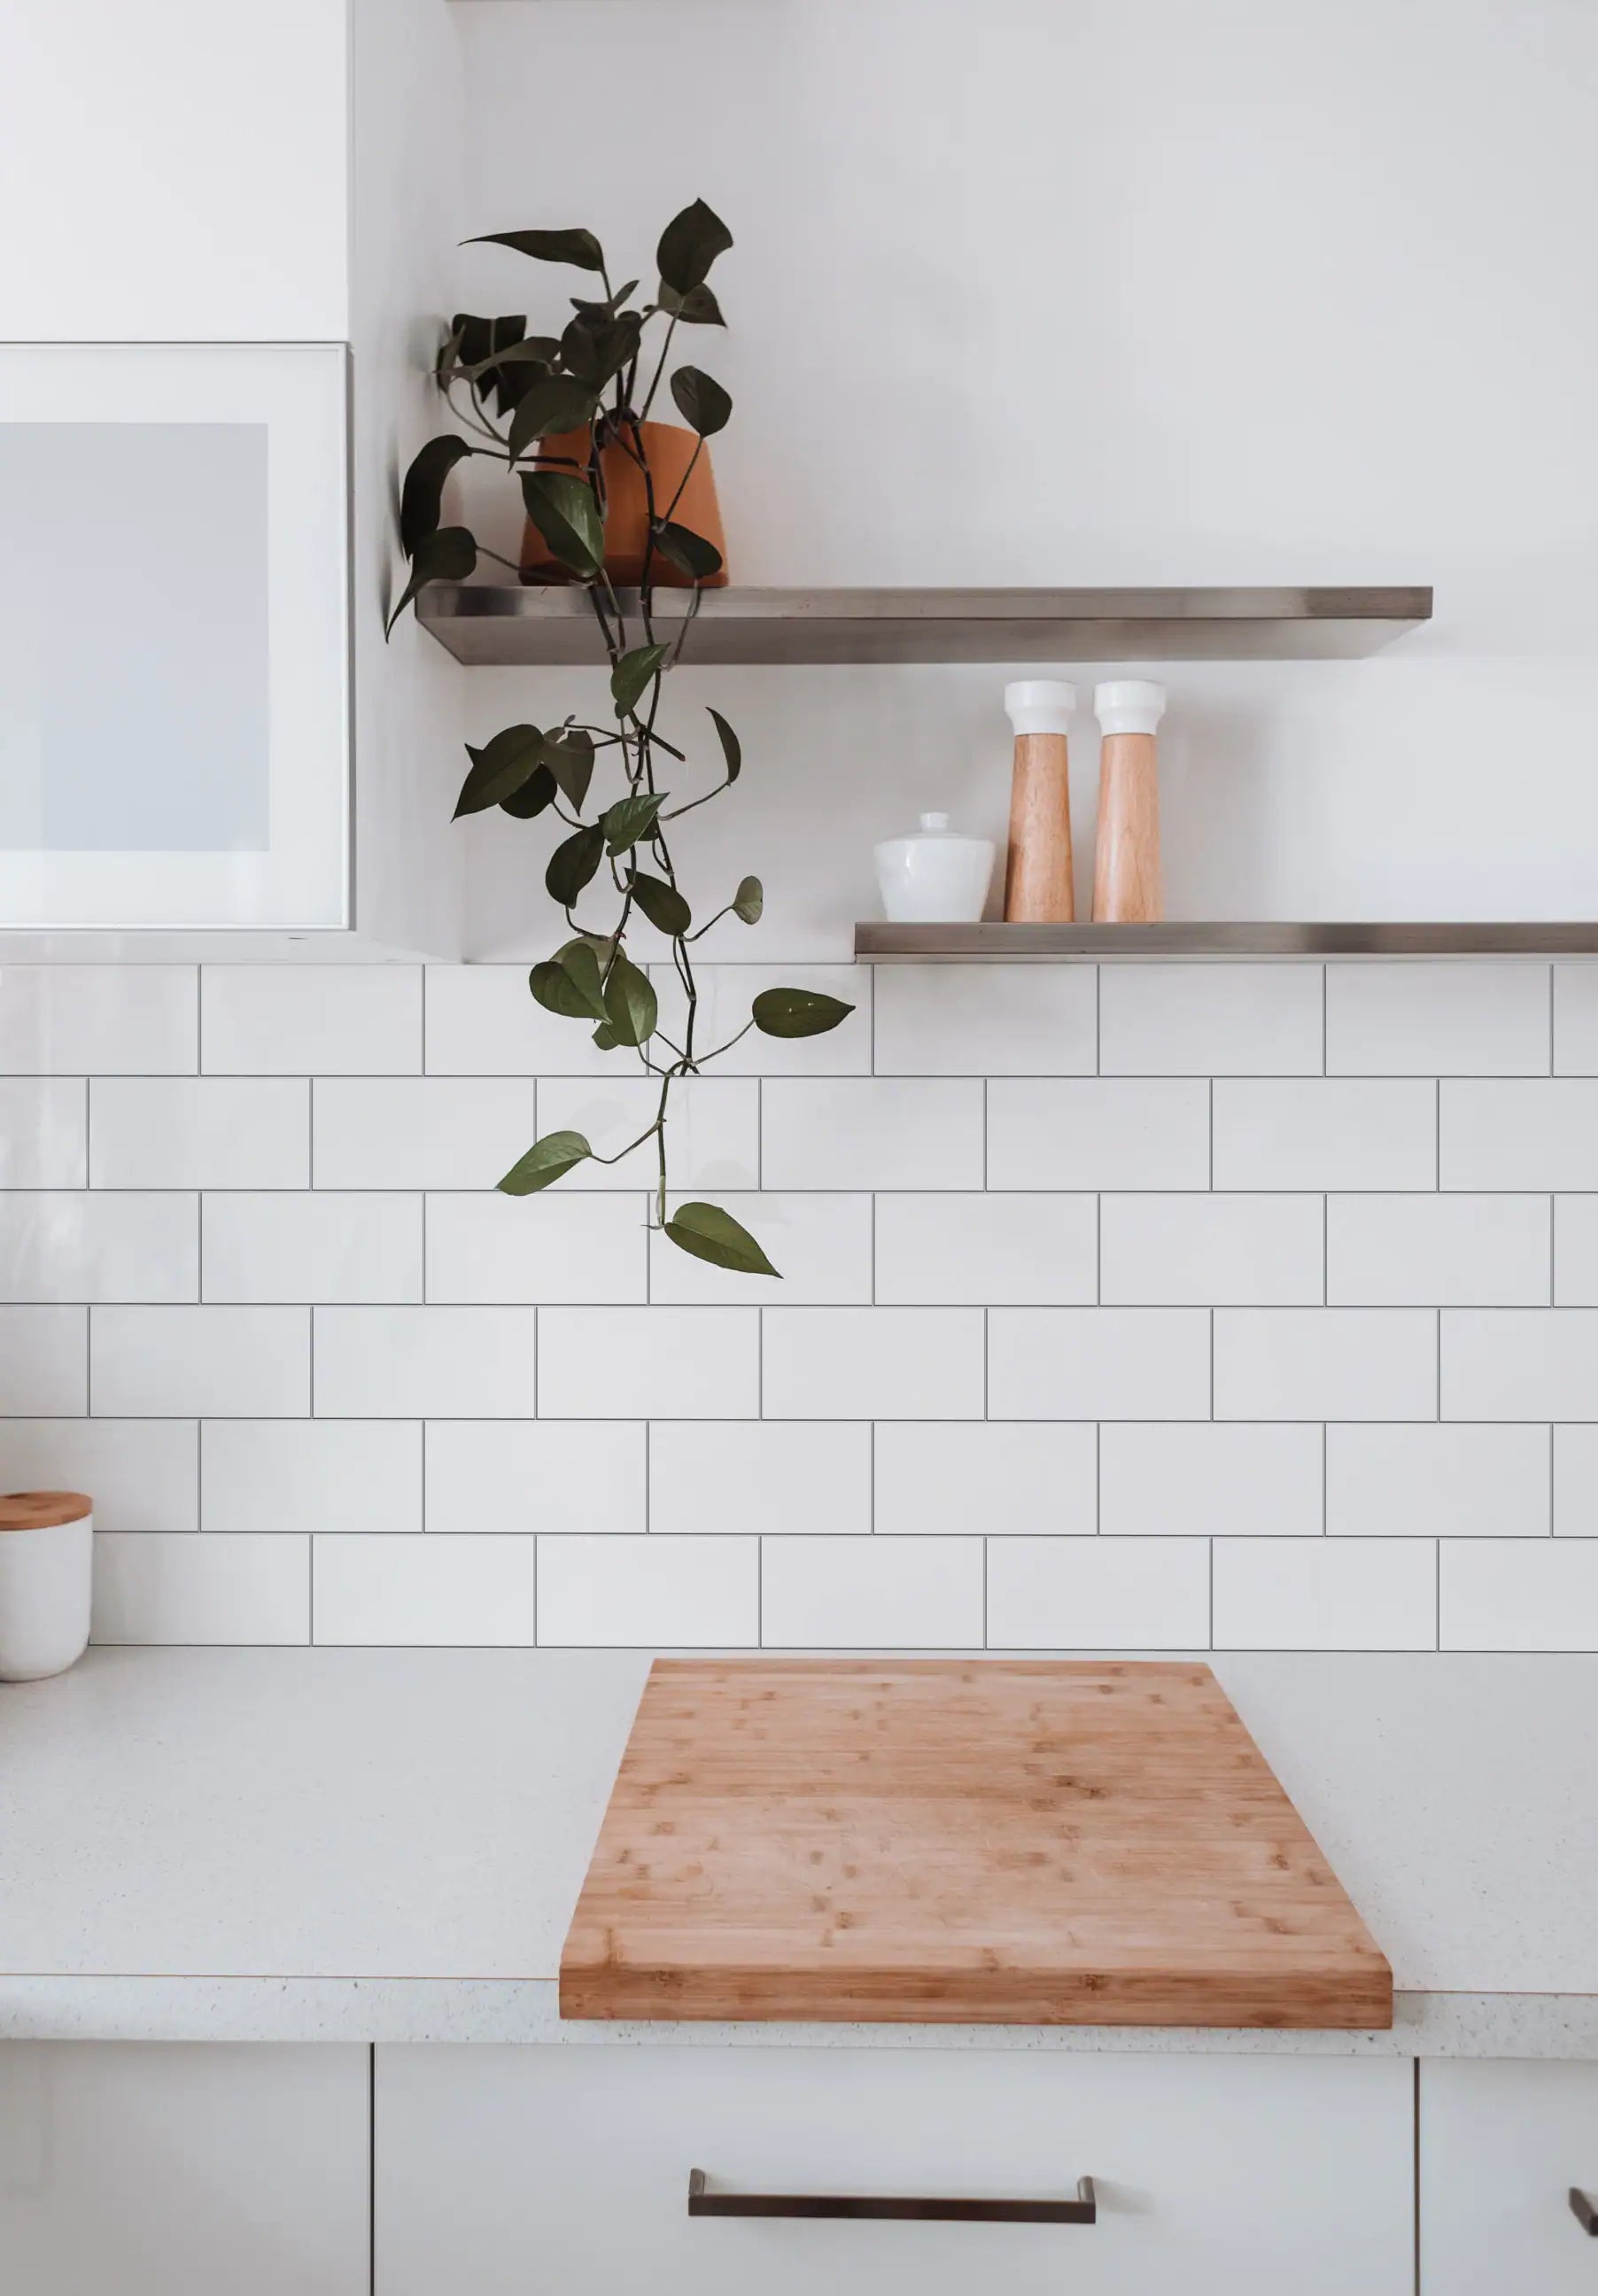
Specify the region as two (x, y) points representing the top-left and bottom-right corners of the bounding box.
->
(1092, 679), (1167, 922)
(1003, 679), (1077, 921)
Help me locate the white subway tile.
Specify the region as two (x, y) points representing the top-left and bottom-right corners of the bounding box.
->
(1328, 1195), (1549, 1306)
(91, 1532), (308, 1645)
(0, 1078), (86, 1186)
(1214, 1081), (1435, 1191)
(651, 965), (869, 1075)
(1100, 1194), (1323, 1306)
(1214, 1539), (1437, 1650)
(312, 1077), (538, 1191)
(0, 1192), (197, 1302)
(314, 1307), (536, 1418)
(987, 1080), (1210, 1191)
(873, 965), (1095, 1076)
(763, 1307), (984, 1419)
(988, 1308), (1210, 1421)
(536, 1077), (758, 1191)
(761, 1534), (984, 1648)
(426, 1191), (646, 1305)
(1099, 964), (1322, 1076)
(90, 1078), (309, 1190)
(1100, 1423), (1323, 1538)
(92, 1306), (308, 1418)
(201, 966), (420, 1075)
(313, 1533), (534, 1646)
(424, 964), (632, 1078)
(1327, 962), (1550, 1076)
(1554, 1426), (1598, 1534)
(537, 1533), (758, 1646)
(0, 1418), (196, 1529)
(648, 1194), (872, 1304)
(0, 1306), (86, 1414)
(0, 966), (194, 1074)
(1555, 1197), (1598, 1305)
(874, 1422), (1097, 1538)
(874, 1194), (1096, 1305)
(202, 1420), (422, 1534)
(1214, 1309), (1436, 1420)
(424, 1420), (645, 1536)
(1440, 1539), (1598, 1652)
(202, 1193), (421, 1305)
(1327, 1423), (1548, 1538)
(538, 1307), (758, 1419)
(1443, 1309), (1598, 1421)
(1554, 966), (1598, 1074)
(987, 1537), (1210, 1650)
(651, 1422), (871, 1539)
(1441, 1082), (1598, 1191)
(761, 1079), (983, 1191)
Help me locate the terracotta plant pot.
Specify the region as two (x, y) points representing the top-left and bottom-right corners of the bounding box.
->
(520, 419), (728, 587)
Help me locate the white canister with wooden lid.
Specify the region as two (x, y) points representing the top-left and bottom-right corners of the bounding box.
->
(0, 1492), (93, 1680)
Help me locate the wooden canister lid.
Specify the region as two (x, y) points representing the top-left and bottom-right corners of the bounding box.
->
(0, 1491), (93, 1531)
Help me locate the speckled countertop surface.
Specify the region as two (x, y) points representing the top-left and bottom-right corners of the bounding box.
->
(0, 1647), (1593, 2053)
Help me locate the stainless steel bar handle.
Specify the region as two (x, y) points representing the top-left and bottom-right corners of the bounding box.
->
(687, 2168), (1097, 2225)
(1571, 2187), (1598, 2236)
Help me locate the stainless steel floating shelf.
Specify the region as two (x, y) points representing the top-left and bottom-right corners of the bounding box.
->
(417, 584), (1432, 667)
(857, 922), (1598, 958)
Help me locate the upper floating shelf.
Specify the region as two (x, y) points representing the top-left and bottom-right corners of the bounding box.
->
(417, 584), (1432, 667)
(857, 922), (1598, 958)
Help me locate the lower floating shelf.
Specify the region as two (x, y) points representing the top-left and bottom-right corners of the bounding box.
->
(856, 921), (1598, 958)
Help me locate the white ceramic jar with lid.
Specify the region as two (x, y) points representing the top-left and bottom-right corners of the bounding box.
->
(873, 811), (995, 923)
(0, 1491), (94, 1680)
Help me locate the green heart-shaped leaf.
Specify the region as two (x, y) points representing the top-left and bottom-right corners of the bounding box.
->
(591, 1023), (619, 1051)
(652, 522), (723, 582)
(454, 723), (546, 818)
(520, 471), (603, 580)
(499, 768), (556, 819)
(386, 525), (476, 634)
(751, 987), (856, 1039)
(732, 874), (763, 924)
(601, 950), (658, 1047)
(656, 200), (733, 295)
(545, 823), (605, 905)
(507, 374), (601, 462)
(497, 1129), (592, 1195)
(469, 228), (606, 273)
(560, 309), (642, 389)
(630, 873), (692, 936)
(603, 791), (667, 856)
(610, 643), (670, 718)
(448, 313), (533, 414)
(542, 727), (594, 811)
(663, 1200), (780, 1277)
(707, 707), (741, 784)
(669, 367), (732, 438)
(658, 281), (725, 326)
(400, 436), (475, 559)
(529, 940), (610, 1024)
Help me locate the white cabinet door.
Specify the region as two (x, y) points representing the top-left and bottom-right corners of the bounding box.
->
(1422, 2059), (1598, 2294)
(0, 2042), (368, 2295)
(376, 2045), (1413, 2296)
(0, 0), (349, 339)
(0, 344), (349, 929)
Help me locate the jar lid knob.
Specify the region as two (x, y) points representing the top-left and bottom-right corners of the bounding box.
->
(919, 811), (950, 833)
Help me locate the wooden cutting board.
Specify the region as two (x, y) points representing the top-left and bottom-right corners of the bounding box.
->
(561, 1658), (1392, 2028)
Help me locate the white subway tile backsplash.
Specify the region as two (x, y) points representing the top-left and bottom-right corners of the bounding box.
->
(202, 1193), (421, 1305)
(1328, 1194), (1550, 1306)
(537, 1533), (758, 1646)
(1213, 1538), (1437, 1650)
(313, 1534), (534, 1646)
(536, 1077), (758, 1191)
(1554, 1425), (1598, 1534)
(650, 1422), (870, 1539)
(0, 1192), (197, 1302)
(1327, 1423), (1548, 1539)
(0, 1078), (86, 1186)
(873, 964), (1095, 1075)
(1099, 1423), (1323, 1538)
(1100, 1194), (1323, 1306)
(1326, 962), (1550, 1075)
(874, 1193), (1096, 1306)
(92, 1306), (308, 1418)
(202, 1420), (422, 1535)
(314, 1307), (536, 1419)
(763, 1307), (984, 1419)
(1440, 1081), (1598, 1191)
(0, 966), (194, 1074)
(90, 1078), (309, 1190)
(0, 1305), (86, 1415)
(873, 1421), (1097, 1538)
(201, 966), (420, 1075)
(0, 1418), (196, 1530)
(652, 966), (870, 1075)
(1099, 964), (1322, 1076)
(424, 1419), (645, 1536)
(424, 965), (633, 1078)
(761, 1079), (983, 1191)
(1443, 1308), (1598, 1421)
(1440, 1539), (1598, 1651)
(989, 1308), (1211, 1421)
(538, 1307), (758, 1419)
(1554, 1197), (1598, 1305)
(987, 1537), (1210, 1649)
(91, 1532), (308, 1645)
(648, 1194), (872, 1304)
(1552, 966), (1598, 1074)
(1213, 1081), (1436, 1191)
(426, 1191), (646, 1305)
(312, 1078), (538, 1191)
(987, 1080), (1210, 1191)
(762, 1534), (984, 1647)
(1215, 1308), (1436, 1420)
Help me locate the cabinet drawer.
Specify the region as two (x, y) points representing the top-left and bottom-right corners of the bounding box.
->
(1422, 2060), (1598, 2293)
(376, 2045), (1412, 2296)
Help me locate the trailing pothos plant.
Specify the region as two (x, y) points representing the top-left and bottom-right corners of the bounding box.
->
(390, 200), (851, 1277)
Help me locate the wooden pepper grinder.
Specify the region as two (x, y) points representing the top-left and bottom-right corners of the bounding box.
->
(1003, 680), (1076, 920)
(1092, 679), (1167, 921)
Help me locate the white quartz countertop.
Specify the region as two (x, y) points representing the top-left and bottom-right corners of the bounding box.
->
(0, 1647), (1594, 2053)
